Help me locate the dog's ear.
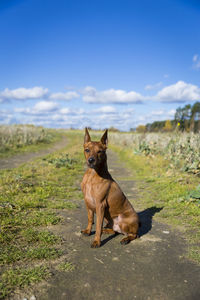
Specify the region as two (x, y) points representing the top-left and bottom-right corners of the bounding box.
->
(84, 127), (91, 144)
(101, 129), (108, 146)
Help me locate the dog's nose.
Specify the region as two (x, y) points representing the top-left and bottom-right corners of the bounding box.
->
(88, 157), (95, 164)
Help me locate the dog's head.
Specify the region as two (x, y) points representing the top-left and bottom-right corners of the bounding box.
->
(83, 128), (108, 169)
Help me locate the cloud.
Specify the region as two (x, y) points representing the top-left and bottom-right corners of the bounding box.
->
(15, 101), (59, 115)
(59, 107), (84, 115)
(193, 54), (198, 62)
(192, 54), (200, 70)
(145, 82), (163, 90)
(150, 109), (176, 118)
(33, 101), (59, 112)
(49, 91), (79, 101)
(0, 109), (15, 124)
(0, 87), (79, 102)
(93, 106), (116, 114)
(155, 81), (200, 102)
(164, 74), (169, 78)
(0, 87), (48, 101)
(82, 86), (143, 104)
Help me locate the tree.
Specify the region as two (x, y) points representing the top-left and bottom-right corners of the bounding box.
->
(190, 102), (200, 132)
(174, 104), (191, 131)
(136, 125), (146, 133)
(163, 120), (172, 132)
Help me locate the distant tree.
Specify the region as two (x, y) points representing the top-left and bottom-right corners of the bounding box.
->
(130, 128), (136, 132)
(174, 104), (191, 131)
(108, 126), (119, 132)
(163, 120), (172, 132)
(136, 125), (146, 133)
(190, 102), (200, 132)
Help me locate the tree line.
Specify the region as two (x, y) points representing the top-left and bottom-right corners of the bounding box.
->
(135, 101), (200, 133)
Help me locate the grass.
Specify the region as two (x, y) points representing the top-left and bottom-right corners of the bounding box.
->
(0, 266), (51, 299)
(0, 125), (63, 158)
(0, 130), (84, 298)
(110, 143), (200, 264)
(58, 261), (75, 272)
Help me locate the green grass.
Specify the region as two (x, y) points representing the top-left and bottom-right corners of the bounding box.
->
(58, 261), (75, 272)
(0, 266), (51, 299)
(110, 143), (200, 264)
(0, 130), (85, 298)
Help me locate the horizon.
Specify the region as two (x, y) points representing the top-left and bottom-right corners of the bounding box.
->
(0, 0), (200, 131)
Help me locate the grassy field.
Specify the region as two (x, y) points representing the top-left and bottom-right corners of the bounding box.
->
(0, 130), (84, 299)
(0, 128), (200, 298)
(0, 125), (62, 158)
(109, 131), (200, 263)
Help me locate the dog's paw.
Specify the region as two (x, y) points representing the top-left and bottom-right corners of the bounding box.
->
(120, 237), (131, 245)
(91, 240), (101, 248)
(81, 229), (91, 236)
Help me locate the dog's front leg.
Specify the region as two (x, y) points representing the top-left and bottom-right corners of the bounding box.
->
(91, 202), (105, 248)
(81, 207), (94, 236)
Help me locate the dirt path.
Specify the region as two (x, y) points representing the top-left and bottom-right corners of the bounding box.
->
(29, 150), (200, 300)
(0, 136), (68, 169)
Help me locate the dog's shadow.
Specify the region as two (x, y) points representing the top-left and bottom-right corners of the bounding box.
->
(138, 206), (163, 237)
(91, 206), (163, 246)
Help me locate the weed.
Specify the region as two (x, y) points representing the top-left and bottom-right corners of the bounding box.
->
(58, 261), (75, 272)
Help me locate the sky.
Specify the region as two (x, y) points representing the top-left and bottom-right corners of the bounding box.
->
(0, 0), (200, 131)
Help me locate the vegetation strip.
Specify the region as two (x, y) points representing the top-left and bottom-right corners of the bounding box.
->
(0, 125), (63, 158)
(0, 131), (84, 299)
(110, 142), (200, 264)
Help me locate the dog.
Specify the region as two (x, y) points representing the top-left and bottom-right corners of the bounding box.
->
(81, 128), (139, 248)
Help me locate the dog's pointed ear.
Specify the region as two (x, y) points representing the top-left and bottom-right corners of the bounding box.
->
(101, 129), (108, 146)
(84, 127), (91, 144)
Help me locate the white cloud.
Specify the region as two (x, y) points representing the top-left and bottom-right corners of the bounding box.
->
(155, 81), (200, 102)
(15, 101), (59, 115)
(145, 82), (163, 90)
(59, 107), (84, 115)
(33, 101), (58, 112)
(193, 54), (198, 62)
(49, 91), (79, 101)
(150, 109), (176, 118)
(192, 54), (200, 70)
(164, 74), (169, 78)
(93, 106), (116, 114)
(82, 86), (143, 104)
(0, 87), (48, 101)
(0, 87), (79, 102)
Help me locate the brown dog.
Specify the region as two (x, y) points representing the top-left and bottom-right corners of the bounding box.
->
(81, 128), (139, 248)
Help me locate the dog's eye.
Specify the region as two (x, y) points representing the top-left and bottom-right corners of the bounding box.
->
(98, 150), (104, 154)
(85, 149), (90, 153)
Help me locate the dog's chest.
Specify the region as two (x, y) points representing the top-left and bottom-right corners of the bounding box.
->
(84, 182), (96, 209)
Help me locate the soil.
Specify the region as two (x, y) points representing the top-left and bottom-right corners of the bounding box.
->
(3, 147), (200, 300)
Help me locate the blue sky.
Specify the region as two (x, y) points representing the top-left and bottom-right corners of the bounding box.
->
(0, 0), (200, 130)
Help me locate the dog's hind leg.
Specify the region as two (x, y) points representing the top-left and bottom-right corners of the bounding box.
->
(81, 207), (94, 236)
